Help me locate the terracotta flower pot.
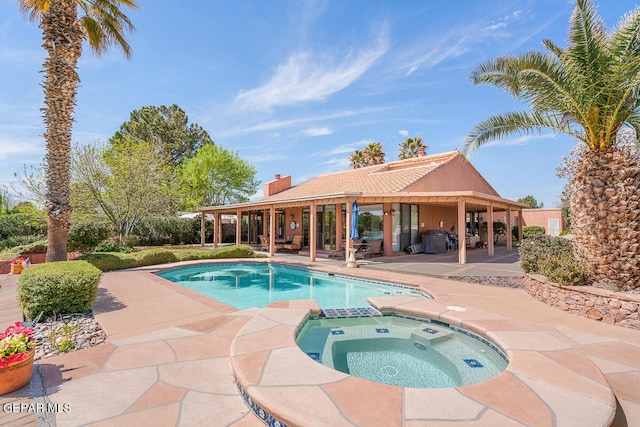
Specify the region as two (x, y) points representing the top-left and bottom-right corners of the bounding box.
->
(0, 349), (35, 395)
(10, 264), (23, 275)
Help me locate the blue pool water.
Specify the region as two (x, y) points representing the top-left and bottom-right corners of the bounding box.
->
(157, 263), (423, 310)
(296, 316), (508, 388)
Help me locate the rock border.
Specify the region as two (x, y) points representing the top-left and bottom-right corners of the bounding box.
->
(525, 274), (640, 329)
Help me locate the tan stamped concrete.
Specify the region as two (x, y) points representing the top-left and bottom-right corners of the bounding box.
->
(0, 254), (639, 426)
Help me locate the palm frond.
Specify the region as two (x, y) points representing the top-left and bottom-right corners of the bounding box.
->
(464, 110), (584, 157)
(17, 0), (49, 22)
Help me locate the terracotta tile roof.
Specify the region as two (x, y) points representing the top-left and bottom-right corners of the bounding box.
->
(264, 150), (460, 200)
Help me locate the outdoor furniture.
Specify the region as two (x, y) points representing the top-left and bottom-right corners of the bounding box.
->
(284, 235), (303, 251)
(422, 230), (447, 254)
(356, 239), (383, 259)
(258, 235), (269, 251)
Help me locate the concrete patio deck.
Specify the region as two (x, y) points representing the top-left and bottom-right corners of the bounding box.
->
(0, 252), (639, 426)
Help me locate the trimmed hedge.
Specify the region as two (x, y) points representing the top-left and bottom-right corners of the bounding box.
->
(523, 226), (545, 238)
(78, 244), (259, 272)
(17, 261), (102, 321)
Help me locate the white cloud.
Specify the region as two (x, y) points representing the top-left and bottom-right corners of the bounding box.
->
(482, 133), (556, 148)
(398, 130), (409, 137)
(486, 22), (507, 31)
(302, 126), (332, 136)
(235, 32), (389, 111)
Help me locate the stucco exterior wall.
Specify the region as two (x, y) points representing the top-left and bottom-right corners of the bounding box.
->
(406, 155), (499, 195)
(418, 205), (458, 234)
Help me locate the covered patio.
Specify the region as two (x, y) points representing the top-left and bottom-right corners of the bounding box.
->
(199, 151), (525, 265)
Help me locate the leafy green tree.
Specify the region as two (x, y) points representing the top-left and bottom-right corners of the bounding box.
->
(465, 0), (640, 292)
(398, 136), (428, 160)
(110, 104), (214, 166)
(177, 144), (259, 210)
(18, 0), (138, 261)
(517, 195), (544, 209)
(72, 139), (178, 241)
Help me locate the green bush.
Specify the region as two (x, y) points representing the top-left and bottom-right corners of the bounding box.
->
(523, 226), (545, 238)
(68, 221), (112, 252)
(94, 241), (136, 253)
(202, 244), (257, 259)
(519, 234), (572, 273)
(76, 252), (138, 272)
(559, 229), (572, 236)
(17, 261), (102, 321)
(539, 254), (589, 286)
(133, 217), (200, 246)
(0, 212), (47, 243)
(128, 248), (178, 266)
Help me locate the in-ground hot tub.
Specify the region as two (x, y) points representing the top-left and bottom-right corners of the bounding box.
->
(296, 315), (507, 388)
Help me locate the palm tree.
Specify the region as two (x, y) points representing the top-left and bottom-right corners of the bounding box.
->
(398, 136), (428, 160)
(349, 149), (366, 169)
(363, 142), (385, 166)
(18, 0), (138, 261)
(349, 142), (385, 168)
(464, 0), (640, 292)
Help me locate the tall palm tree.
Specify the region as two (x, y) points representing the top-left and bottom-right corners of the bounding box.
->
(363, 142), (385, 166)
(349, 142), (385, 168)
(18, 0), (138, 261)
(465, 0), (640, 292)
(398, 136), (428, 160)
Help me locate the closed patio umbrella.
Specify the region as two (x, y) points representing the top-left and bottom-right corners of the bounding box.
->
(350, 201), (359, 239)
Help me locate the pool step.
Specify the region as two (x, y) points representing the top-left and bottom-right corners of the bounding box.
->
(410, 326), (453, 344)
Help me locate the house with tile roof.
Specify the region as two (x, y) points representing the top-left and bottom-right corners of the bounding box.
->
(200, 150), (525, 264)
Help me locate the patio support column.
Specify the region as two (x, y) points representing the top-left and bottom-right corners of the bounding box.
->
(309, 202), (317, 262)
(263, 209), (268, 237)
(345, 200), (352, 261)
(487, 204), (494, 256)
(383, 202), (393, 256)
(518, 210), (523, 242)
(236, 209), (242, 245)
(269, 206), (276, 256)
(506, 208), (513, 251)
(200, 211), (205, 247)
(457, 200), (466, 264)
(335, 203), (343, 253)
(214, 212), (221, 248)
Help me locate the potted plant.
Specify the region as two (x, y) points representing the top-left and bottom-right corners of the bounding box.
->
(10, 257), (26, 275)
(0, 322), (36, 395)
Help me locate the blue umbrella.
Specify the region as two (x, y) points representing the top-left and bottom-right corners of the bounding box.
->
(350, 201), (359, 239)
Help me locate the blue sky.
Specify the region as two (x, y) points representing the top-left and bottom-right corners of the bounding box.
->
(0, 0), (637, 208)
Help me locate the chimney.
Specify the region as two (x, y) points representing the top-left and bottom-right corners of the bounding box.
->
(264, 174), (292, 197)
(417, 147), (426, 157)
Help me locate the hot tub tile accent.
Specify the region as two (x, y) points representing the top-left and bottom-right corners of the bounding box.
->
(375, 328), (389, 333)
(463, 359), (483, 368)
(330, 329), (344, 335)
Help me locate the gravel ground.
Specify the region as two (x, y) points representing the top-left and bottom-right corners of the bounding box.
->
(444, 276), (526, 289)
(31, 313), (106, 361)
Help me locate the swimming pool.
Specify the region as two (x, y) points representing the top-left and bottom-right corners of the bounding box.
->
(296, 316), (507, 388)
(158, 263), (423, 310)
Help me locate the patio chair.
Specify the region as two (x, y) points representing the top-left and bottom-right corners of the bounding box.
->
(258, 235), (269, 251)
(284, 235), (303, 252)
(356, 239), (383, 259)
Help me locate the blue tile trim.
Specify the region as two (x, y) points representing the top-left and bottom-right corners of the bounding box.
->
(376, 328), (390, 333)
(320, 307), (382, 318)
(235, 379), (288, 427)
(422, 327), (439, 334)
(463, 358), (484, 368)
(307, 352), (320, 361)
(330, 329), (345, 335)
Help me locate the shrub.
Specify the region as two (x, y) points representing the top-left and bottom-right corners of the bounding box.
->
(523, 226), (545, 238)
(133, 217), (199, 246)
(519, 234), (574, 273)
(0, 212), (47, 242)
(128, 248), (178, 266)
(93, 241), (136, 253)
(559, 229), (572, 236)
(68, 221), (112, 252)
(17, 261), (102, 321)
(539, 254), (589, 286)
(76, 253), (138, 272)
(203, 244), (257, 259)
